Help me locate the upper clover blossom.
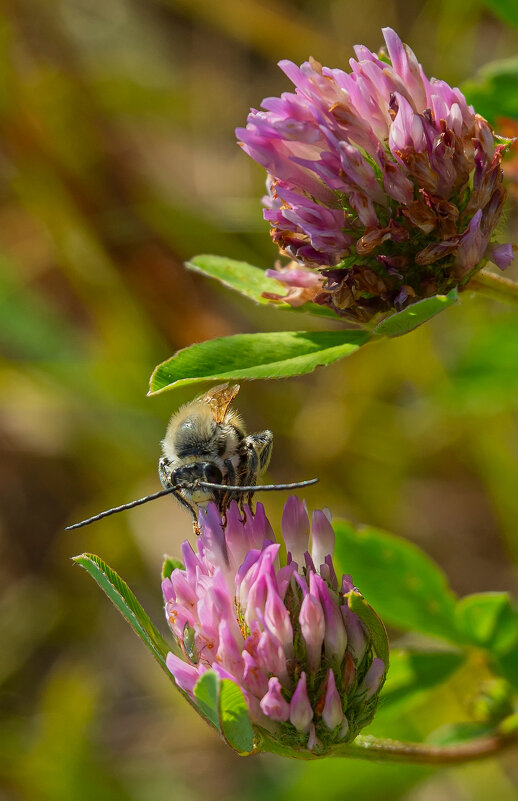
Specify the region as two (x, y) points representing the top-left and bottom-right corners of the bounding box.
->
(162, 497), (387, 753)
(236, 27), (514, 322)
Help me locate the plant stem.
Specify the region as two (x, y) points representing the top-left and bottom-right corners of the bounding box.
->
(469, 268), (518, 308)
(343, 728), (518, 765)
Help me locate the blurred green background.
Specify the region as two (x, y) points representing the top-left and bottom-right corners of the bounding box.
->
(1, 0), (518, 799)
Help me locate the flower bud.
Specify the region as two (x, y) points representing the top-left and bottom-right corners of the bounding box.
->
(281, 496), (310, 564)
(361, 657), (386, 700)
(322, 669), (344, 730)
(290, 673), (313, 732)
(260, 677), (290, 722)
(311, 509), (335, 571)
(299, 584), (325, 673)
(264, 575), (294, 654)
(313, 574), (348, 663)
(242, 650), (268, 697)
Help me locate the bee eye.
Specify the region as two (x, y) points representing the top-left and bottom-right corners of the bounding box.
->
(201, 463), (223, 485)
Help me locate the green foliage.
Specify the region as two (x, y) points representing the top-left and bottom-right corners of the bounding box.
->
(333, 520), (459, 641)
(4, 664), (133, 801)
(455, 592), (518, 654)
(425, 721), (494, 746)
(373, 290), (458, 338)
(463, 56), (518, 123)
(0, 256), (85, 360)
(378, 650), (465, 718)
(480, 0), (518, 29)
(498, 643), (518, 690)
(148, 330), (370, 393)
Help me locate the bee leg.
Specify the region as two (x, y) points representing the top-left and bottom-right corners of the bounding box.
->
(241, 431), (274, 512)
(244, 430), (274, 475)
(225, 458), (237, 484)
(255, 430), (274, 473)
(220, 458), (236, 519)
(169, 487), (200, 533)
(240, 442), (259, 515)
(158, 456), (171, 487)
(158, 458), (200, 533)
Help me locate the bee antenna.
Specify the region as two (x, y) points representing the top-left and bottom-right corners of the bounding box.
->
(65, 487), (178, 531)
(197, 478), (319, 493)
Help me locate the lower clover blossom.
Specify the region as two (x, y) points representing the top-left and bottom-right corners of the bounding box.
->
(237, 27), (515, 322)
(162, 498), (388, 753)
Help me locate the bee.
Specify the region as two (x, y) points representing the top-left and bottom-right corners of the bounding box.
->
(158, 384), (273, 521)
(66, 384), (317, 532)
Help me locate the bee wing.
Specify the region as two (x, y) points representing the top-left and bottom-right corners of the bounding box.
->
(200, 383), (240, 423)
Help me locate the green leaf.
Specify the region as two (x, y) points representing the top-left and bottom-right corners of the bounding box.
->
(463, 56), (518, 124)
(345, 590), (390, 666)
(500, 712), (518, 735)
(74, 553), (221, 731)
(193, 671), (221, 731)
(73, 553), (171, 669)
(149, 330), (371, 394)
(498, 642), (518, 691)
(219, 679), (254, 754)
(186, 254), (339, 319)
(374, 290), (458, 338)
(378, 649), (464, 718)
(426, 721), (495, 746)
(479, 0), (518, 29)
(333, 521), (458, 641)
(193, 671), (255, 751)
(455, 592), (518, 654)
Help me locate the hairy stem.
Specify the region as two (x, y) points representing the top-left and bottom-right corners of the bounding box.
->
(469, 268), (518, 308)
(343, 727), (518, 765)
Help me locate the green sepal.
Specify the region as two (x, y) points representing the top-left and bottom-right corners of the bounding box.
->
(161, 555), (184, 580)
(254, 726), (321, 760)
(345, 589), (390, 667)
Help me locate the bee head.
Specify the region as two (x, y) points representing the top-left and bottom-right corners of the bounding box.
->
(172, 461), (223, 489)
